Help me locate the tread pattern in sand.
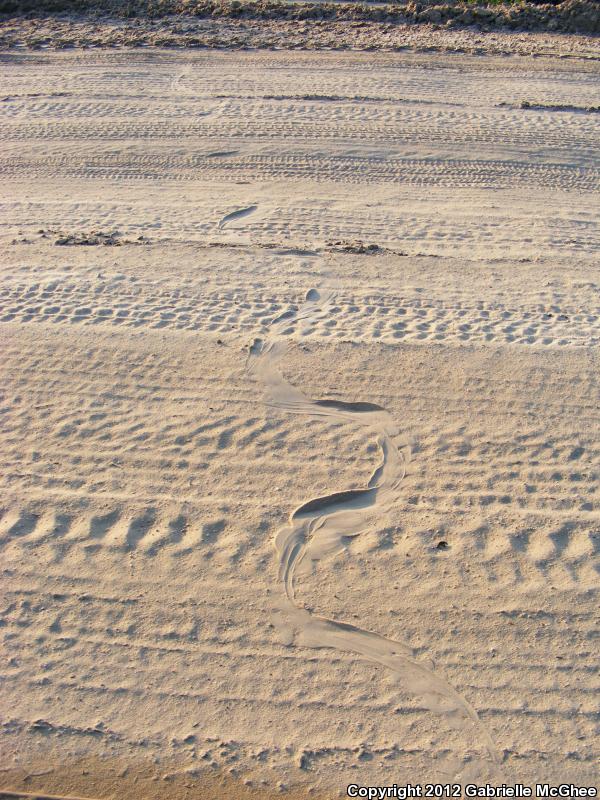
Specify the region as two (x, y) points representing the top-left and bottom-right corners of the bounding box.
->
(1, 49), (598, 788)
(2, 255), (599, 348)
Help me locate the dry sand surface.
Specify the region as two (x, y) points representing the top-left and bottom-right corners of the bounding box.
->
(0, 46), (599, 798)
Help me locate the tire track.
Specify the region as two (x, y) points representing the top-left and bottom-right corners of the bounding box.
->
(2, 152), (598, 191)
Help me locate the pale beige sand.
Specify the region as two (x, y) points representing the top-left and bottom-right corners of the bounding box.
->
(0, 49), (598, 796)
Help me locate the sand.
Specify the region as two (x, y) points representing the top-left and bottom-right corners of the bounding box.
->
(0, 45), (599, 798)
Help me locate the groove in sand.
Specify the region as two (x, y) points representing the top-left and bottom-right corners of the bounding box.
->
(218, 204), (258, 230)
(248, 287), (499, 767)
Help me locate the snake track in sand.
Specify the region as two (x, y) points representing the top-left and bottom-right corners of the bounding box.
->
(248, 286), (499, 770)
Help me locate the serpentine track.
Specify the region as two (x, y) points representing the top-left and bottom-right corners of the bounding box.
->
(248, 287), (499, 768)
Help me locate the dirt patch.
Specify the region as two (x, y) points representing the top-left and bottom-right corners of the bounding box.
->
(1, 0), (600, 36)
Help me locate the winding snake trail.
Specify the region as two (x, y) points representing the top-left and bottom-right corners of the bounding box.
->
(247, 286), (500, 769)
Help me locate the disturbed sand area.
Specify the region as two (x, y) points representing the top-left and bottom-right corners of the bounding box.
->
(0, 48), (599, 797)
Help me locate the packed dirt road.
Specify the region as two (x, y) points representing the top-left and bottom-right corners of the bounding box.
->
(0, 47), (598, 797)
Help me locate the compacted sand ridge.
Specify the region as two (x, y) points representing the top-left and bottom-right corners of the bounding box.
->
(0, 45), (599, 798)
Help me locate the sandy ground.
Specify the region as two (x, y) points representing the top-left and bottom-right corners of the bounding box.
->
(0, 47), (599, 798)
